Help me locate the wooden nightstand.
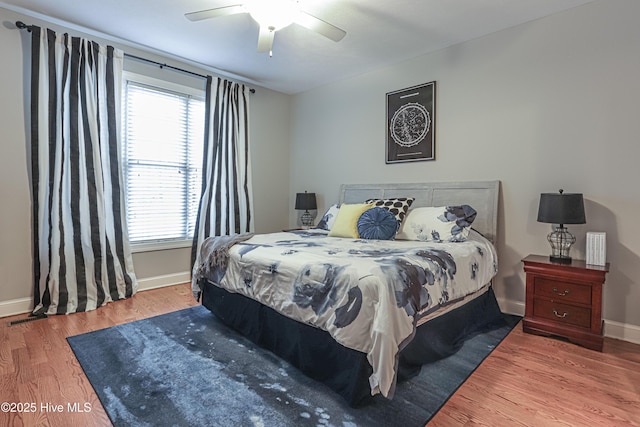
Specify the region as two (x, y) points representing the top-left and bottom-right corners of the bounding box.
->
(522, 254), (609, 351)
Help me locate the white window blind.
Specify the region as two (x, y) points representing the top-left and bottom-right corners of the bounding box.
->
(122, 78), (205, 247)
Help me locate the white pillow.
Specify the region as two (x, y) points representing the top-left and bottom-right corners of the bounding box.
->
(396, 205), (477, 242)
(315, 204), (340, 231)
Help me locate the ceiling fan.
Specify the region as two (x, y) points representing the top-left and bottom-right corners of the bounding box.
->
(185, 1), (346, 56)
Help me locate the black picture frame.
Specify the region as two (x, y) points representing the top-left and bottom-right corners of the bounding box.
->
(386, 81), (436, 163)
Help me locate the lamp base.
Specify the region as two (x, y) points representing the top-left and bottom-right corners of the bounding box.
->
(300, 210), (314, 228)
(549, 255), (572, 264)
(547, 225), (576, 265)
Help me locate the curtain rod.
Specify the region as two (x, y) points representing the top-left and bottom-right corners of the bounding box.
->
(15, 21), (255, 94)
(125, 53), (255, 93)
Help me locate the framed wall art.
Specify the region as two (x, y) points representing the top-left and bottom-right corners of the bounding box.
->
(386, 81), (436, 163)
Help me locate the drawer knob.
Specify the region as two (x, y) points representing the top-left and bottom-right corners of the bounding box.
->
(552, 287), (570, 296)
(553, 309), (568, 318)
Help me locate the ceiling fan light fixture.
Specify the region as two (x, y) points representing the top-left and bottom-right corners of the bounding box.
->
(184, 0), (345, 58)
(245, 0), (299, 31)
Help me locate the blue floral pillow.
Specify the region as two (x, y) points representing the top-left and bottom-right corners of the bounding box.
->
(315, 204), (340, 231)
(396, 205), (477, 242)
(357, 207), (399, 240)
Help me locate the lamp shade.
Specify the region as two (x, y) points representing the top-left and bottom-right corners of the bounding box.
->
(295, 192), (317, 211)
(537, 190), (586, 225)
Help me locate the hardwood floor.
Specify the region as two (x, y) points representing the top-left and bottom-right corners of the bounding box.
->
(1, 283), (638, 426)
(429, 323), (640, 426)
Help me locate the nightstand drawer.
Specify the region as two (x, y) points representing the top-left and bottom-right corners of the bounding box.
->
(533, 277), (591, 305)
(533, 299), (591, 328)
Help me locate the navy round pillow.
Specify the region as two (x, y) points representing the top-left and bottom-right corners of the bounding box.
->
(357, 207), (399, 240)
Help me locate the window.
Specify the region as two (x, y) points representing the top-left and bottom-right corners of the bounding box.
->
(122, 73), (205, 250)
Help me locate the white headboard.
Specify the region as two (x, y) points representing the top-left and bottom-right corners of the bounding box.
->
(339, 181), (500, 244)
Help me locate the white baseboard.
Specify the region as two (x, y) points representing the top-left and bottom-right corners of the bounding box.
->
(496, 297), (525, 317)
(497, 297), (640, 345)
(0, 272), (191, 319)
(136, 271), (191, 291)
(0, 297), (33, 319)
(604, 320), (640, 345)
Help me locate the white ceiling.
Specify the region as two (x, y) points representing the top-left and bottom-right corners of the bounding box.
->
(3, 0), (597, 94)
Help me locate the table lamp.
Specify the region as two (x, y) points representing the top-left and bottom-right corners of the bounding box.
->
(537, 189), (586, 263)
(295, 191), (317, 227)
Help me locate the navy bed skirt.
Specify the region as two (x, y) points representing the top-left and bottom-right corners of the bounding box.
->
(200, 279), (505, 407)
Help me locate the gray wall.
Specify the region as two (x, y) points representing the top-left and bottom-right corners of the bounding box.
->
(0, 6), (291, 305)
(289, 0), (640, 335)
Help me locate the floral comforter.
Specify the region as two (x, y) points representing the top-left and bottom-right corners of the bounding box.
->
(192, 228), (498, 398)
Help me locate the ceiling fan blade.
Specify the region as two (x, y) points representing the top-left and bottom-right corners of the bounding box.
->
(257, 25), (275, 54)
(185, 4), (245, 22)
(294, 11), (346, 42)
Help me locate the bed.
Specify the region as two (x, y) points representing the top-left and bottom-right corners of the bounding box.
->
(192, 181), (503, 406)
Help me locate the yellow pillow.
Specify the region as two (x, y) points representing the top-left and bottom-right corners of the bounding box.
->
(328, 203), (374, 238)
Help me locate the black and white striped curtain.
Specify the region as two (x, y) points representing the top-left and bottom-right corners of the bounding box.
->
(191, 77), (254, 269)
(29, 27), (137, 315)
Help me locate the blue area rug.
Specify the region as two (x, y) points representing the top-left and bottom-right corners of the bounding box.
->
(67, 305), (519, 427)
